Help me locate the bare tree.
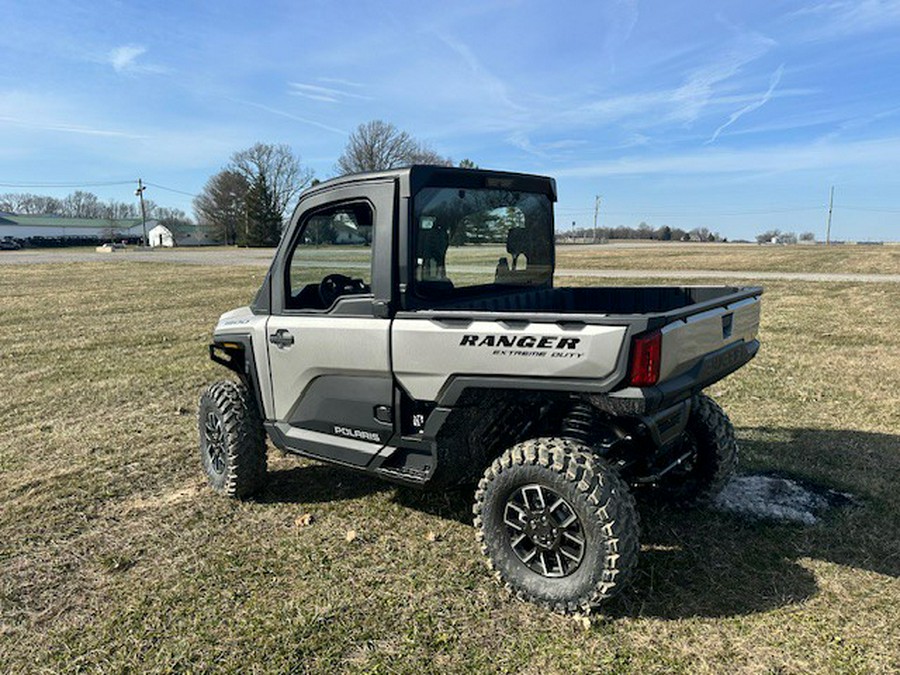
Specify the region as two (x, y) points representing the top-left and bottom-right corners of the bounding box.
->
(336, 120), (453, 175)
(228, 143), (313, 221)
(155, 206), (193, 240)
(154, 206), (190, 222)
(0, 194), (21, 213)
(780, 231), (798, 244)
(0, 193), (66, 215)
(756, 229), (781, 244)
(689, 227), (711, 242)
(103, 199), (138, 219)
(61, 191), (105, 218)
(193, 170), (251, 245)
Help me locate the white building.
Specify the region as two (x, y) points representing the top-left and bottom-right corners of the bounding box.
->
(148, 224), (175, 248)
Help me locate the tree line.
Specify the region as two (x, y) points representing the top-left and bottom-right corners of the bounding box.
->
(755, 229), (816, 244)
(0, 190), (190, 226)
(560, 222), (725, 242)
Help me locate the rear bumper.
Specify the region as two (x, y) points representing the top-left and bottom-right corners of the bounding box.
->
(591, 338), (760, 416)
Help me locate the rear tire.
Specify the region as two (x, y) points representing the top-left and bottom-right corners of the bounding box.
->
(198, 380), (267, 498)
(652, 394), (737, 506)
(474, 437), (639, 614)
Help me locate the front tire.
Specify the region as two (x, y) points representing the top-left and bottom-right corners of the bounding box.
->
(474, 438), (639, 614)
(198, 380), (267, 498)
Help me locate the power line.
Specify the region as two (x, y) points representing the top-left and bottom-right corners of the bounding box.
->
(143, 181), (197, 198)
(0, 180), (135, 188)
(0, 178), (199, 199)
(841, 205), (900, 213)
(0, 178), (198, 197)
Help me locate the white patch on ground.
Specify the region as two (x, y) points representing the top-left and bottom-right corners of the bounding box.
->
(713, 474), (852, 525)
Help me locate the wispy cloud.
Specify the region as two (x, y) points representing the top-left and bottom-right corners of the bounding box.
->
(508, 133), (590, 159)
(109, 45), (144, 72)
(317, 77), (366, 88)
(436, 33), (525, 113)
(542, 28), (782, 141)
(669, 31), (776, 124)
(542, 139), (591, 150)
(231, 99), (347, 135)
(0, 91), (145, 139)
(507, 132), (547, 158)
(0, 114), (145, 138)
(789, 0), (900, 40)
(601, 0), (640, 72)
(707, 64), (785, 144)
(107, 44), (165, 74)
(555, 135), (900, 177)
(287, 82), (371, 103)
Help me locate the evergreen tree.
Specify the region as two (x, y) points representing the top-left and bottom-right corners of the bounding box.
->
(242, 173), (282, 247)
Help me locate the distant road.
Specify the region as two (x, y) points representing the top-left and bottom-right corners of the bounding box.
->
(2, 248), (899, 283)
(553, 268), (900, 283)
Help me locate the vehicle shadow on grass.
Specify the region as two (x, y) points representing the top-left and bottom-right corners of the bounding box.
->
(260, 427), (898, 620)
(609, 426), (900, 620)
(259, 455), (477, 517)
(260, 462), (390, 504)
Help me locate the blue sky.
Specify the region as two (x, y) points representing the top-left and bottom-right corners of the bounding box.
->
(2, 0), (900, 241)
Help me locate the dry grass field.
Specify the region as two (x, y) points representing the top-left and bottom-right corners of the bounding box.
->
(557, 242), (900, 275)
(1, 245), (898, 673)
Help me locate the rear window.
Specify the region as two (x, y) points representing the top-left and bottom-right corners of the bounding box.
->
(411, 187), (553, 298)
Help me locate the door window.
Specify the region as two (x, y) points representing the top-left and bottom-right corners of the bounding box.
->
(285, 201), (374, 310)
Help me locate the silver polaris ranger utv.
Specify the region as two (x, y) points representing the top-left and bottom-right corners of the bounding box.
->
(199, 166), (762, 613)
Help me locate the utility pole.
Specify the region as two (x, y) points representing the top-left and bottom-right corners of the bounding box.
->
(593, 195), (601, 244)
(825, 185), (834, 246)
(135, 178), (148, 247)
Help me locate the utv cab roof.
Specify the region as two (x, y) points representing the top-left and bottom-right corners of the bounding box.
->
(300, 165), (558, 203)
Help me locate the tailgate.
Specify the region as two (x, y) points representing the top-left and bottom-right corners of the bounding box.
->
(392, 317), (628, 402)
(658, 295), (761, 382)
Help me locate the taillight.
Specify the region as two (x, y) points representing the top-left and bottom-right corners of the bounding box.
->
(628, 330), (661, 387)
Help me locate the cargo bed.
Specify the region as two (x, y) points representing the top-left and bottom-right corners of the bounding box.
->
(392, 284), (762, 410)
(423, 284), (760, 322)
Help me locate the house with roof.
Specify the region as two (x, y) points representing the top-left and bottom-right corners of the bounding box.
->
(142, 222), (222, 247)
(148, 223), (175, 247)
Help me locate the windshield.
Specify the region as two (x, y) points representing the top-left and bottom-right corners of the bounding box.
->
(411, 186), (554, 299)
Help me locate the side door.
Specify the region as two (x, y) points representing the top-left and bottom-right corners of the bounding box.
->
(266, 179), (395, 467)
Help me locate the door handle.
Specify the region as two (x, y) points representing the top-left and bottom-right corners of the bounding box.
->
(269, 329), (294, 348)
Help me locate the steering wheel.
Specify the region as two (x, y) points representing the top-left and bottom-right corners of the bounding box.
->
(318, 273), (367, 307)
